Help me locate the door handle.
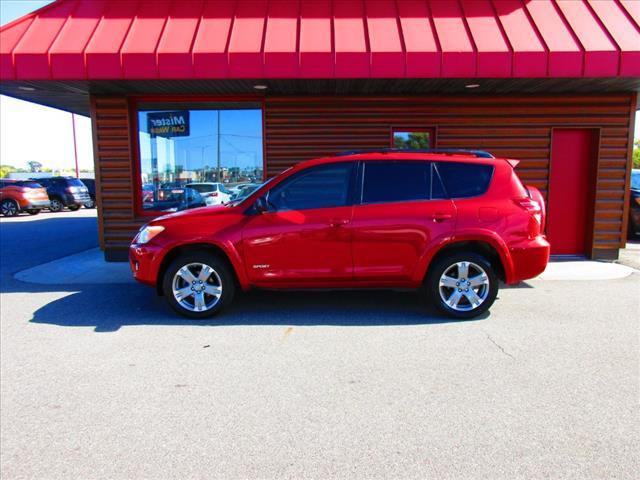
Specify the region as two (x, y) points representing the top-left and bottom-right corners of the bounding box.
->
(429, 212), (453, 223)
(329, 218), (350, 227)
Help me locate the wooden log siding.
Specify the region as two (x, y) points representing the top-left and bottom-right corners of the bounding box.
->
(90, 94), (635, 260)
(90, 96), (136, 256)
(264, 95), (635, 258)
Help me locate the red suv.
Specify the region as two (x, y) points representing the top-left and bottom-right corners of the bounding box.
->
(0, 179), (51, 216)
(130, 150), (549, 319)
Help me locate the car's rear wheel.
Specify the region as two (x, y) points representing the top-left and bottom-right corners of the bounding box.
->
(162, 252), (235, 319)
(426, 252), (498, 319)
(26, 209), (40, 215)
(68, 205), (80, 211)
(1, 199), (19, 217)
(84, 200), (95, 209)
(49, 198), (63, 212)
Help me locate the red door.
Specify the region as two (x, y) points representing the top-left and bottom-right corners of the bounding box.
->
(350, 160), (456, 283)
(547, 129), (598, 255)
(241, 162), (355, 286)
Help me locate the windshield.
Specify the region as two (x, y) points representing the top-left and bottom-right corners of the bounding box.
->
(631, 170), (640, 190)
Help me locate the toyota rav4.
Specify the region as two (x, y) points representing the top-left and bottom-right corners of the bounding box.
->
(129, 150), (550, 319)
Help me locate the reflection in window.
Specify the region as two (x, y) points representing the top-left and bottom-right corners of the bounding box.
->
(268, 163), (353, 211)
(137, 104), (263, 212)
(392, 130), (433, 150)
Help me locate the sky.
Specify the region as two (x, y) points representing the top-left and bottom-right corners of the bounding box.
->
(0, 0), (638, 174)
(1, 0), (93, 172)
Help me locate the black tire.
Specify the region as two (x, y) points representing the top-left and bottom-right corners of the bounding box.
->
(49, 198), (64, 212)
(84, 200), (95, 209)
(26, 209), (40, 215)
(426, 252), (498, 320)
(67, 205), (80, 211)
(162, 251), (235, 319)
(1, 199), (19, 217)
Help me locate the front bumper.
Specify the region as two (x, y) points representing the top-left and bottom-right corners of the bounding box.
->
(129, 243), (163, 288)
(508, 235), (551, 284)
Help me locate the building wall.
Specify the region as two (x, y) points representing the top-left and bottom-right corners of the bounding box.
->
(91, 93), (636, 261)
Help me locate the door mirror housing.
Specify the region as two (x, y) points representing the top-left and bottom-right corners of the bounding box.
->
(253, 195), (269, 214)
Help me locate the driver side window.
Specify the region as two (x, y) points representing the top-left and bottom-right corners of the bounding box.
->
(268, 163), (354, 211)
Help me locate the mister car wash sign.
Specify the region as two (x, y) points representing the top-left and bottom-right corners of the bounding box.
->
(147, 111), (190, 138)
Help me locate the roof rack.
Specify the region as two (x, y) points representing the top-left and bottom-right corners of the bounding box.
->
(335, 148), (495, 159)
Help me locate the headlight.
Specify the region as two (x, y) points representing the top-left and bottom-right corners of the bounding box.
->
(135, 225), (165, 244)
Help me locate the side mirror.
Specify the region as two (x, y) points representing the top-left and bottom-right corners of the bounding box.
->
(253, 195), (269, 213)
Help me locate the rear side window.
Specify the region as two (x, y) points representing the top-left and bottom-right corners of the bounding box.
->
(361, 161), (431, 204)
(188, 184), (211, 193)
(436, 162), (494, 198)
(15, 181), (43, 188)
(66, 178), (86, 187)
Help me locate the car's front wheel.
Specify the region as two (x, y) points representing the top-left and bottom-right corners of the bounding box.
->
(426, 252), (498, 319)
(1, 199), (19, 217)
(162, 251), (235, 319)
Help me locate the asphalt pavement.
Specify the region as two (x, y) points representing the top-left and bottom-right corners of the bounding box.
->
(1, 210), (639, 479)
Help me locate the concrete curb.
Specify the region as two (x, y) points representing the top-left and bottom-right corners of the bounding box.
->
(539, 261), (636, 281)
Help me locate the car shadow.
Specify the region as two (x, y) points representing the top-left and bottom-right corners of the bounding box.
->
(29, 284), (489, 332)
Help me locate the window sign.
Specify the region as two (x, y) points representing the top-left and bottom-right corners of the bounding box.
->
(147, 110), (190, 138)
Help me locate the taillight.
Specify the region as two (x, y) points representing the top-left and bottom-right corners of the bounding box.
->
(513, 197), (542, 238)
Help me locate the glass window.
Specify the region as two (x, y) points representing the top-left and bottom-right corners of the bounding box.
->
(431, 164), (448, 200)
(362, 161), (431, 204)
(268, 163), (353, 211)
(392, 129), (434, 150)
(66, 178), (86, 187)
(137, 103), (263, 212)
(436, 162), (494, 198)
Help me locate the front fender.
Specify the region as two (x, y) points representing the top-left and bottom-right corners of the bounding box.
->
(155, 237), (251, 292)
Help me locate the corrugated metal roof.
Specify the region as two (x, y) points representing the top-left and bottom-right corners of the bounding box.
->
(1, 0), (639, 81)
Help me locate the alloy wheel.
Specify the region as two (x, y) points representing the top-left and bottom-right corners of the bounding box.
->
(1, 200), (18, 217)
(438, 261), (490, 312)
(49, 199), (63, 212)
(171, 262), (223, 313)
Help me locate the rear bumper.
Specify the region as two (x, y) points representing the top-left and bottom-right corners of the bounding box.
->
(630, 207), (640, 235)
(21, 200), (50, 210)
(63, 193), (91, 205)
(508, 236), (550, 284)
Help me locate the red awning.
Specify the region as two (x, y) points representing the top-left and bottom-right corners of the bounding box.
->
(1, 0), (639, 81)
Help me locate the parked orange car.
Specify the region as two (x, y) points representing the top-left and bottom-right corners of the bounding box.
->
(0, 180), (51, 216)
